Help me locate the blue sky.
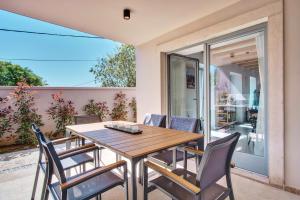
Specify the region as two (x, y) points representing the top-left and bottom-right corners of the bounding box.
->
(0, 10), (121, 86)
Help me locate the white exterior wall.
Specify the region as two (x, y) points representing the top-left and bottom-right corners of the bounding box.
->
(136, 43), (162, 122)
(136, 0), (290, 190)
(284, 0), (300, 192)
(0, 87), (136, 145)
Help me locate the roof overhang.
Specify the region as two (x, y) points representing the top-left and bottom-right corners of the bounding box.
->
(0, 0), (241, 45)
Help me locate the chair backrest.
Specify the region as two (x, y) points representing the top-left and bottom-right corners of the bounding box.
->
(74, 115), (100, 125)
(40, 138), (67, 184)
(196, 132), (240, 189)
(32, 123), (48, 153)
(169, 116), (198, 133)
(143, 114), (166, 128)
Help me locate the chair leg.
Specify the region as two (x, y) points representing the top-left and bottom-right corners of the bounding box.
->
(96, 194), (101, 200)
(31, 163), (40, 200)
(98, 148), (102, 166)
(226, 173), (235, 200)
(83, 163), (86, 172)
(44, 188), (50, 200)
(138, 160), (144, 185)
(41, 166), (48, 200)
(124, 164), (128, 200)
(61, 190), (68, 200)
(143, 164), (148, 200)
(172, 149), (177, 170)
(183, 150), (187, 170)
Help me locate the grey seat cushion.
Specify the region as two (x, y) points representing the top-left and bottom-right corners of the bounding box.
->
(150, 168), (228, 200)
(50, 169), (124, 200)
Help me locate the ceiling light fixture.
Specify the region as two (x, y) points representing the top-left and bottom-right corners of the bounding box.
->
(123, 9), (130, 20)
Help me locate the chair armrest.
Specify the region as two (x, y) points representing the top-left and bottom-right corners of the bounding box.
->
(185, 147), (235, 168)
(57, 143), (95, 156)
(145, 161), (201, 194)
(52, 135), (79, 145)
(59, 145), (99, 160)
(184, 147), (204, 156)
(61, 160), (127, 190)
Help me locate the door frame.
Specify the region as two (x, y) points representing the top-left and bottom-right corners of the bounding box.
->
(165, 23), (269, 176)
(205, 23), (268, 175)
(167, 53), (200, 125)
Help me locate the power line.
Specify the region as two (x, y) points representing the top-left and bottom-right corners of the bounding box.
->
(0, 28), (103, 39)
(0, 58), (98, 62)
(71, 80), (96, 87)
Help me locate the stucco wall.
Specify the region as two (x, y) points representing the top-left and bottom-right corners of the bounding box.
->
(0, 87), (136, 145)
(136, 0), (286, 188)
(284, 0), (300, 191)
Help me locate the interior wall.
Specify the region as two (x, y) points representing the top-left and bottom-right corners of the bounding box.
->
(284, 0), (300, 191)
(215, 64), (260, 123)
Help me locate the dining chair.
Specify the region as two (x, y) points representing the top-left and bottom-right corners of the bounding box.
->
(31, 124), (100, 200)
(74, 115), (105, 164)
(151, 116), (200, 169)
(41, 138), (128, 200)
(143, 132), (240, 200)
(143, 114), (167, 128)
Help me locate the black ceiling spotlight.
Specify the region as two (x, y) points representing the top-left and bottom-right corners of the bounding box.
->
(123, 9), (130, 20)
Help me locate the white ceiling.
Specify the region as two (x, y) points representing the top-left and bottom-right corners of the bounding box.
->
(0, 0), (241, 45)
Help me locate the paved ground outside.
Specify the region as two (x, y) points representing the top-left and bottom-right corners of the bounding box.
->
(0, 146), (299, 200)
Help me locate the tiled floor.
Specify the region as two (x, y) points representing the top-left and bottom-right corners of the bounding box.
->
(0, 147), (299, 200)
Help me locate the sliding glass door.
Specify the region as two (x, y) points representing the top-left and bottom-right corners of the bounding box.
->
(167, 24), (268, 175)
(208, 30), (268, 175)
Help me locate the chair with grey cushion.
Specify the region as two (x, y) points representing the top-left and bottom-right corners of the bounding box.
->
(143, 132), (241, 200)
(74, 115), (100, 125)
(41, 138), (128, 200)
(74, 115), (105, 163)
(143, 114), (166, 127)
(31, 124), (100, 200)
(151, 116), (200, 168)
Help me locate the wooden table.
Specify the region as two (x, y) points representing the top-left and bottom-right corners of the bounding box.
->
(66, 121), (203, 200)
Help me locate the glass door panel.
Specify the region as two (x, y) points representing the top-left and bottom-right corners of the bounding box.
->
(209, 31), (268, 175)
(168, 54), (199, 118)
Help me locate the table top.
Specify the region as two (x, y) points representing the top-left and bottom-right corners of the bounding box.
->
(66, 121), (203, 159)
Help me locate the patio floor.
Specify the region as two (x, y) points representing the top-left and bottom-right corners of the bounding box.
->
(0, 147), (299, 200)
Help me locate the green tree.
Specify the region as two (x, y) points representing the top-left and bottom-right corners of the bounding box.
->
(90, 44), (136, 87)
(0, 61), (46, 86)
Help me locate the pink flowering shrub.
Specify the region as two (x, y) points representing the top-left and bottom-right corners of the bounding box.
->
(12, 82), (43, 144)
(83, 99), (109, 122)
(0, 96), (13, 137)
(47, 92), (77, 135)
(110, 92), (128, 121)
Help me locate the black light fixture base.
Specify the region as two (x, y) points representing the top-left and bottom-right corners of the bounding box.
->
(124, 9), (130, 20)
